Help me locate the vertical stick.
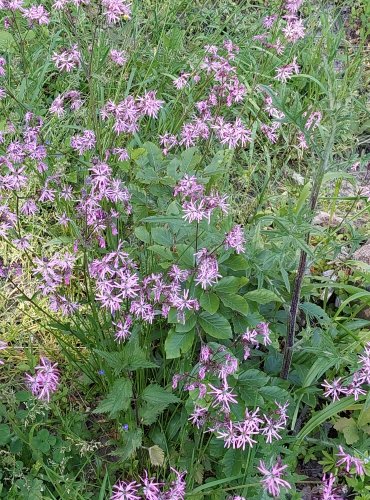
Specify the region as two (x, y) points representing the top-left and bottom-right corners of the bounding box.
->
(280, 126), (336, 379)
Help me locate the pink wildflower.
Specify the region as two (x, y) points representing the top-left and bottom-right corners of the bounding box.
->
(22, 4), (50, 24)
(275, 57), (300, 82)
(110, 479), (140, 500)
(25, 357), (60, 402)
(102, 0), (131, 24)
(225, 225), (245, 253)
(257, 460), (291, 497)
(322, 378), (346, 401)
(110, 49), (127, 66)
(52, 45), (81, 72)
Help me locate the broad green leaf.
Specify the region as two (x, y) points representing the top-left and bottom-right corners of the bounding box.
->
(259, 386), (290, 404)
(358, 391), (370, 427)
(245, 288), (282, 304)
(147, 244), (173, 260)
(114, 429), (143, 460)
(139, 384), (180, 425)
(238, 369), (269, 387)
(141, 384), (180, 406)
(223, 254), (248, 271)
(0, 424), (11, 446)
(334, 417), (359, 445)
(221, 448), (243, 477)
(200, 292), (219, 314)
(151, 227), (173, 246)
(165, 330), (195, 359)
(134, 226), (150, 243)
(93, 378), (133, 417)
(218, 293), (249, 315)
(214, 276), (248, 295)
(198, 312), (232, 339)
(95, 344), (158, 373)
(148, 445), (165, 466)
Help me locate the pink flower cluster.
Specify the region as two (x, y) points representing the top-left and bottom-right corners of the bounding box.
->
(50, 91), (83, 117)
(110, 49), (127, 66)
(33, 252), (78, 315)
(241, 322), (272, 360)
(52, 45), (81, 72)
(225, 224), (246, 254)
(70, 129), (96, 155)
(0, 114), (47, 238)
(21, 4), (50, 25)
(89, 245), (199, 327)
(322, 342), (370, 401)
(101, 91), (164, 135)
(101, 0), (131, 24)
(174, 343), (289, 452)
(212, 401), (289, 449)
(25, 357), (60, 402)
(336, 445), (365, 476)
(111, 468), (186, 500)
(256, 0), (306, 55)
(174, 175), (229, 225)
(160, 41), (251, 152)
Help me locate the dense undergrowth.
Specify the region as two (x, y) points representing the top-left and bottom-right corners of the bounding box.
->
(0, 0), (370, 498)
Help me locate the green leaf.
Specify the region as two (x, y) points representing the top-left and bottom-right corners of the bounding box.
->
(141, 384), (180, 406)
(139, 384), (180, 425)
(151, 227), (173, 246)
(221, 448), (243, 477)
(147, 245), (173, 260)
(238, 369), (269, 387)
(93, 378), (133, 417)
(259, 386), (290, 404)
(200, 292), (219, 314)
(95, 343), (158, 374)
(358, 391), (370, 428)
(296, 395), (366, 444)
(300, 302), (330, 324)
(334, 417), (360, 445)
(0, 424), (11, 446)
(218, 293), (249, 315)
(148, 445), (165, 466)
(165, 330), (195, 359)
(0, 30), (14, 49)
(245, 288), (282, 304)
(223, 255), (248, 271)
(214, 276), (247, 294)
(198, 312), (233, 339)
(114, 429), (143, 460)
(134, 226), (150, 243)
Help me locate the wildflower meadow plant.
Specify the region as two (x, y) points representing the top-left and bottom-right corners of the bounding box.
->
(0, 0), (369, 498)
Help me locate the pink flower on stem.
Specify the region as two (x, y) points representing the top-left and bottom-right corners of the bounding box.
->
(110, 479), (141, 500)
(110, 49), (127, 66)
(257, 460), (291, 498)
(102, 0), (131, 24)
(52, 45), (81, 72)
(137, 90), (164, 118)
(320, 473), (343, 500)
(275, 57), (300, 82)
(336, 446), (365, 475)
(21, 5), (50, 25)
(70, 130), (96, 155)
(225, 225), (245, 254)
(322, 378), (346, 401)
(208, 381), (238, 413)
(25, 357), (60, 402)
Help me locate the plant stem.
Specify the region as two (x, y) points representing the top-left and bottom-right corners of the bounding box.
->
(280, 124), (336, 379)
